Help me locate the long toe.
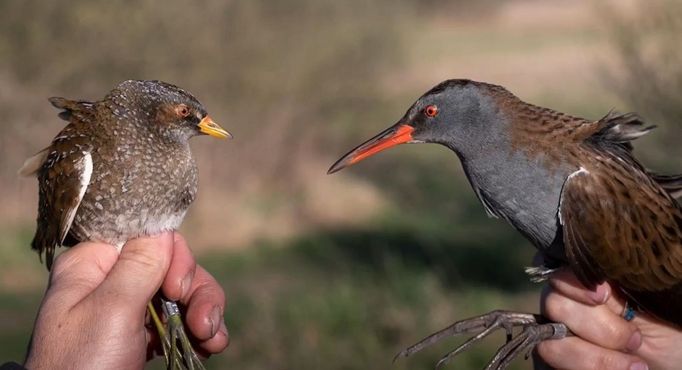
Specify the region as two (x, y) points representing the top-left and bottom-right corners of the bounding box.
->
(485, 322), (570, 370)
(396, 310), (569, 370)
(163, 299), (206, 370)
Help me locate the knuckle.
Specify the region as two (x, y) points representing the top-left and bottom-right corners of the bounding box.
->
(196, 268), (225, 302)
(121, 246), (162, 271)
(542, 292), (567, 321)
(197, 279), (225, 303)
(601, 321), (632, 348)
(50, 251), (76, 278)
(536, 340), (561, 361)
(50, 254), (67, 273)
(592, 352), (623, 370)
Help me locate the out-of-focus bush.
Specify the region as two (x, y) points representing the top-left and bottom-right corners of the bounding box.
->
(0, 0), (419, 249)
(606, 0), (682, 171)
(0, 0), (407, 192)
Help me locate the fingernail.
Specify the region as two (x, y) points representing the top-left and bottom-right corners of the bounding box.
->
(180, 273), (192, 298)
(219, 320), (227, 336)
(630, 362), (648, 370)
(209, 305), (222, 337)
(219, 321), (229, 346)
(626, 331), (642, 352)
(588, 284), (609, 304)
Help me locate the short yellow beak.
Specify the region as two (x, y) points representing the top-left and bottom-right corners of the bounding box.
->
(198, 116), (232, 139)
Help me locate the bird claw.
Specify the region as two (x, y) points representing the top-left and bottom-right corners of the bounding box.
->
(524, 266), (561, 283)
(482, 321), (569, 370)
(394, 310), (571, 370)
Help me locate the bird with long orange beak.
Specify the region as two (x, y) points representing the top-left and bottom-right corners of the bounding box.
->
(329, 79), (682, 369)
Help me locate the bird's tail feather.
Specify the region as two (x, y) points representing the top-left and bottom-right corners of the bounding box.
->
(595, 111), (656, 144)
(48, 97), (93, 121)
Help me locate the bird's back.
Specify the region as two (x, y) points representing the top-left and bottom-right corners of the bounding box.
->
(482, 91), (682, 326)
(545, 111), (682, 326)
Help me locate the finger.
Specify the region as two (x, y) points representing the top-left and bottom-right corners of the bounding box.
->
(195, 320), (229, 355)
(46, 241), (120, 306)
(91, 232), (174, 313)
(604, 289), (628, 316)
(536, 337), (647, 370)
(543, 289), (642, 352)
(548, 269), (611, 306)
(145, 326), (164, 360)
(183, 266), (226, 341)
(161, 232), (197, 301)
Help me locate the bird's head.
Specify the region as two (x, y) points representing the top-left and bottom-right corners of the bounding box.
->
(109, 80), (232, 142)
(328, 79), (506, 174)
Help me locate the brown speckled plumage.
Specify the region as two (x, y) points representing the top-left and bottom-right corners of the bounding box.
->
(23, 80), (226, 270)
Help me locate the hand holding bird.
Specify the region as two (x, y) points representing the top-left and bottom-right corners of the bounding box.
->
(538, 270), (682, 370)
(22, 80), (231, 369)
(25, 232), (228, 370)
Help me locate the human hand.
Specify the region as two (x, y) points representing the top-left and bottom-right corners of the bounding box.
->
(25, 231), (228, 370)
(535, 269), (682, 370)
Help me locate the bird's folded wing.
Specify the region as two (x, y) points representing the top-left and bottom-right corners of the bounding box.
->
(651, 173), (682, 199)
(558, 164), (682, 293)
(34, 149), (92, 268)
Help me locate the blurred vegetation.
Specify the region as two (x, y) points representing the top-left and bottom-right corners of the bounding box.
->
(1, 239), (537, 370)
(606, 0), (682, 171)
(0, 0), (408, 190)
(192, 235), (536, 370)
(1, 0), (680, 370)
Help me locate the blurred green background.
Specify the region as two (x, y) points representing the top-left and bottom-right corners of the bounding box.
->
(1, 0), (681, 369)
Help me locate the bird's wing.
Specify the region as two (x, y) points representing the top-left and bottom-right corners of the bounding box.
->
(33, 146), (93, 269)
(558, 162), (682, 293)
(650, 173), (682, 199)
(587, 112), (682, 198)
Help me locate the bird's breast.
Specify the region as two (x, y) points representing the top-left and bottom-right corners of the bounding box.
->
(462, 150), (576, 250)
(70, 142), (198, 244)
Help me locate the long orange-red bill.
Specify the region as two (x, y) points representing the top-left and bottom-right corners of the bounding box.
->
(327, 124), (414, 174)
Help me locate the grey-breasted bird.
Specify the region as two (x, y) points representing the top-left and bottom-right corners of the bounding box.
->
(21, 80), (231, 370)
(329, 79), (682, 369)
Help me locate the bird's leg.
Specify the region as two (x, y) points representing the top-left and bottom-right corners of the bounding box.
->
(394, 310), (572, 370)
(161, 297), (206, 370)
(148, 299), (185, 370)
(148, 301), (171, 364)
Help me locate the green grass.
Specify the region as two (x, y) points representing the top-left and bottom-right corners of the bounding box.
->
(196, 236), (540, 370)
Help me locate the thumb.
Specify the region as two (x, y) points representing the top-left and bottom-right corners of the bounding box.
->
(91, 232), (175, 311)
(46, 241), (120, 308)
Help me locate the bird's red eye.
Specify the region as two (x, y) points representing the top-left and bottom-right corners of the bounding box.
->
(424, 104), (439, 118)
(175, 105), (190, 118)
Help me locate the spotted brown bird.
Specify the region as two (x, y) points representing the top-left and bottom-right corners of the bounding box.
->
(20, 80), (231, 370)
(328, 79), (682, 369)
